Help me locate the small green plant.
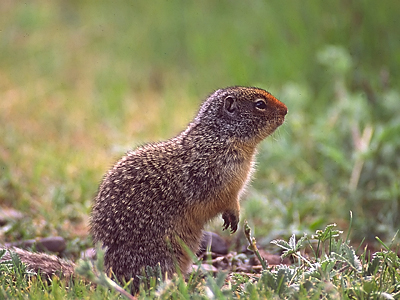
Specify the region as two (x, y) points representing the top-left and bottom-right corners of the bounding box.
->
(244, 220), (268, 270)
(243, 222), (400, 299)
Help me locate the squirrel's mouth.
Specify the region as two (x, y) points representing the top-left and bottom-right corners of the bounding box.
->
(274, 112), (286, 126)
(274, 118), (285, 127)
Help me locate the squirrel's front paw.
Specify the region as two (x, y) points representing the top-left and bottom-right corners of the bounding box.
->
(222, 211), (239, 234)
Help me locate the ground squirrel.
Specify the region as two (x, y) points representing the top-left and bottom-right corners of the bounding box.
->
(90, 86), (287, 288)
(1, 86), (287, 291)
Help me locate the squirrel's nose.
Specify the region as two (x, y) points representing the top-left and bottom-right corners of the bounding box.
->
(279, 104), (288, 116)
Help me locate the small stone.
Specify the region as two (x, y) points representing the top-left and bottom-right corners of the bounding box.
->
(191, 263), (218, 274)
(5, 236), (66, 253)
(36, 236), (67, 253)
(198, 231), (229, 255)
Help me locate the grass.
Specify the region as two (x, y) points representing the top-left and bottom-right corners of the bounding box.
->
(0, 0), (399, 298)
(1, 223), (400, 299)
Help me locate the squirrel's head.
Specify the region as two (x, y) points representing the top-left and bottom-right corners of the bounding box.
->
(195, 86), (287, 145)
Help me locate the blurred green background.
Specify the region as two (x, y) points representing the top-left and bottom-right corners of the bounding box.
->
(1, 1), (399, 253)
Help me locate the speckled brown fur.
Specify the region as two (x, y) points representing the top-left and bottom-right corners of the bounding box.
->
(90, 86), (287, 289)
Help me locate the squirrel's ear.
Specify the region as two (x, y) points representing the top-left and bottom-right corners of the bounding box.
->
(224, 96), (237, 114)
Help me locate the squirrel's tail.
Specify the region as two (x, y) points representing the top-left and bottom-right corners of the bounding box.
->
(1, 247), (75, 278)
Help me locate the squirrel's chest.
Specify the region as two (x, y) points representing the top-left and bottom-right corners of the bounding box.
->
(205, 151), (255, 199)
(181, 145), (256, 201)
(222, 154), (255, 195)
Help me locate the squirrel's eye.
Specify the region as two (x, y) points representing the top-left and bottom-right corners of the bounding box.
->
(254, 100), (267, 110)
